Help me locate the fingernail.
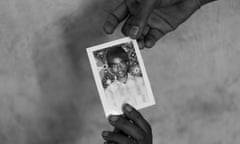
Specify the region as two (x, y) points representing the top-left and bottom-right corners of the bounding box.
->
(129, 26), (139, 38)
(109, 115), (119, 122)
(124, 103), (132, 112)
(102, 131), (109, 137)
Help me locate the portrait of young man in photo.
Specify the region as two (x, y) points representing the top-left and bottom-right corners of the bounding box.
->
(104, 46), (147, 112)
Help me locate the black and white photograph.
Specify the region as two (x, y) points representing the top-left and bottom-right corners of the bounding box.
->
(87, 38), (155, 117)
(1, 0), (240, 144)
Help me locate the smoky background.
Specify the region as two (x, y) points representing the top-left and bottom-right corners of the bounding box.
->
(0, 0), (240, 144)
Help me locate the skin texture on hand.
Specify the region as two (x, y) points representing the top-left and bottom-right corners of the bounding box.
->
(102, 103), (152, 144)
(200, 0), (217, 5)
(103, 0), (218, 49)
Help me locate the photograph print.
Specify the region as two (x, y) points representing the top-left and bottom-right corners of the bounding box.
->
(87, 37), (155, 117)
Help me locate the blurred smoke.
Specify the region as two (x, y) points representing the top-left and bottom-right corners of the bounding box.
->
(29, 0), (119, 144)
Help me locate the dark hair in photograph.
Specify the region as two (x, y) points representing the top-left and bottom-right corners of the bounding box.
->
(106, 46), (129, 66)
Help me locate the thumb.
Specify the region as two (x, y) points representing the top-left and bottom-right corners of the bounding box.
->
(127, 0), (156, 39)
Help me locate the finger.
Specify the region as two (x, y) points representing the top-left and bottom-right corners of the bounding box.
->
(108, 115), (145, 141)
(122, 22), (150, 50)
(122, 103), (152, 133)
(136, 26), (149, 49)
(121, 19), (131, 36)
(144, 28), (164, 48)
(102, 131), (136, 144)
(126, 0), (156, 39)
(126, 0), (140, 15)
(122, 20), (149, 39)
(107, 127), (124, 144)
(113, 127), (128, 136)
(143, 25), (150, 36)
(148, 8), (176, 33)
(103, 2), (129, 34)
(113, 128), (120, 133)
(137, 37), (144, 49)
(121, 0), (139, 36)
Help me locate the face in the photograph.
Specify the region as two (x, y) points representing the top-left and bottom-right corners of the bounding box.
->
(106, 47), (129, 82)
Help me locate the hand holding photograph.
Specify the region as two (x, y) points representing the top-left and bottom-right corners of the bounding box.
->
(87, 37), (155, 117)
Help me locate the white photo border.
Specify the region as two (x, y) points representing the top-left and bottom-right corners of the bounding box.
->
(86, 37), (155, 117)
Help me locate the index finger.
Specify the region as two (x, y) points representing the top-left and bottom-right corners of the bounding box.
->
(103, 1), (129, 34)
(123, 0), (156, 39)
(122, 103), (152, 133)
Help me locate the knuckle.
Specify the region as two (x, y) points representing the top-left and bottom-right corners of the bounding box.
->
(117, 118), (128, 127)
(134, 112), (142, 121)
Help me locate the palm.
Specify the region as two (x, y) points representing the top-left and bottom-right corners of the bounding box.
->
(147, 0), (200, 35)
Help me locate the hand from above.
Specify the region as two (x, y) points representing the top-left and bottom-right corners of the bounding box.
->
(102, 103), (152, 144)
(103, 0), (216, 48)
